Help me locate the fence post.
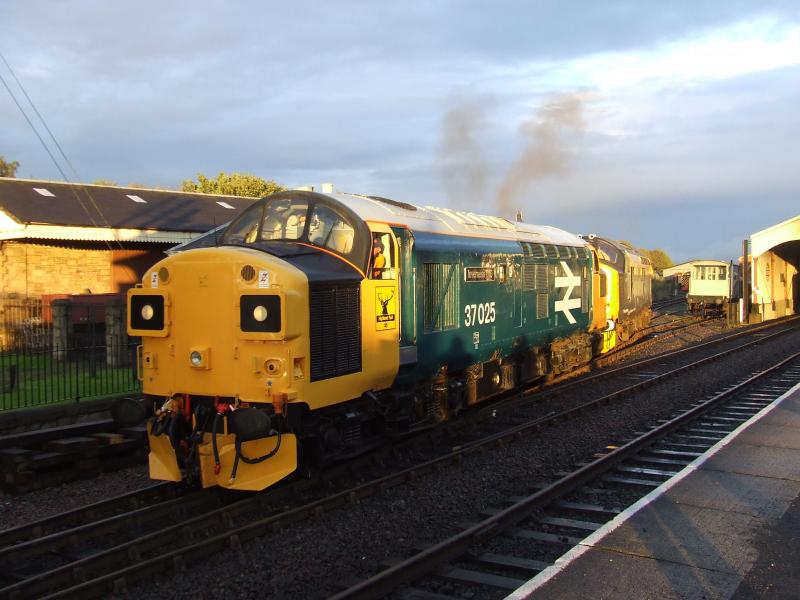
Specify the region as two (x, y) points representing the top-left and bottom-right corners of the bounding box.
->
(52, 300), (70, 361)
(106, 299), (127, 367)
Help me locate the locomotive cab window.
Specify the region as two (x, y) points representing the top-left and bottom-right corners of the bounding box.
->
(225, 205), (263, 244)
(260, 199), (309, 241)
(370, 232), (396, 280)
(221, 193), (371, 272)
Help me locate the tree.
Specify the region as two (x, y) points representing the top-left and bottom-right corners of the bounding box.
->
(618, 240), (673, 276)
(0, 156), (20, 177)
(181, 172), (285, 198)
(642, 249), (673, 276)
(92, 179), (118, 186)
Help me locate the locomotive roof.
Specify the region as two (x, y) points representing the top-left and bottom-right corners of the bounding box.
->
(323, 192), (587, 248)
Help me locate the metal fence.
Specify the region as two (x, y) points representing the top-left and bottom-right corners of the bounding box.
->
(0, 299), (141, 411)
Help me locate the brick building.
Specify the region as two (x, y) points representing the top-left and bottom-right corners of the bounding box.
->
(0, 178), (255, 345)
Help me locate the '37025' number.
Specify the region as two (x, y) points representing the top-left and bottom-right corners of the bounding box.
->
(464, 302), (496, 327)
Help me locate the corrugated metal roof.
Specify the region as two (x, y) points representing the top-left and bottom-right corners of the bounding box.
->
(0, 220), (196, 243)
(0, 177), (256, 233)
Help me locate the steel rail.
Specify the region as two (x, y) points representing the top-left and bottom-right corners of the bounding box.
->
(17, 321), (798, 600)
(0, 482), (178, 548)
(330, 348), (800, 599)
(513, 316), (799, 406)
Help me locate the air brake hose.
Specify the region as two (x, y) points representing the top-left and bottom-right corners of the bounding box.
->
(187, 409), (211, 467)
(229, 429), (283, 482)
(212, 412), (223, 474)
(166, 414), (180, 451)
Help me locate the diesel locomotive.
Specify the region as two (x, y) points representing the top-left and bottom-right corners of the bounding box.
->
(127, 190), (652, 491)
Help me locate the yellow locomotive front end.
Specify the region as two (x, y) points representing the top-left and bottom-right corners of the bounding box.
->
(129, 246), (305, 490)
(128, 190), (401, 491)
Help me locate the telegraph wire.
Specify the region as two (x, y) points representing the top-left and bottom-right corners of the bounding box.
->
(0, 51), (121, 249)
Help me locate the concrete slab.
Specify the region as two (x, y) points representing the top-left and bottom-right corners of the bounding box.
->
(593, 499), (762, 574)
(732, 423), (800, 450)
(753, 398), (800, 428)
(522, 547), (742, 600)
(701, 443), (800, 481)
(662, 469), (800, 521)
(730, 492), (800, 600)
(509, 384), (800, 600)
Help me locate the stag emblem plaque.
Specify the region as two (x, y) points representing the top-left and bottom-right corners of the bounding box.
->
(375, 286), (397, 330)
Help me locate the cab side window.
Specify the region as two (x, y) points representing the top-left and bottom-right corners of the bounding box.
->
(370, 233), (396, 279)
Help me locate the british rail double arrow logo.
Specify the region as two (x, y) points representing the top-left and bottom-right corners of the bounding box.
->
(554, 260), (581, 324)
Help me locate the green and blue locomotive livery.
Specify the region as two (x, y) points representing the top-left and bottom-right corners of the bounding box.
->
(130, 190), (640, 491)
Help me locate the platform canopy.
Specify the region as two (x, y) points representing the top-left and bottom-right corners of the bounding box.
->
(751, 214), (800, 258)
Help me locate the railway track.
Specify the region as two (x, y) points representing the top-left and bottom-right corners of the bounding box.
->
(1, 317), (796, 599)
(331, 348), (800, 599)
(0, 295), (691, 496)
(482, 316), (797, 421)
(650, 295), (686, 313)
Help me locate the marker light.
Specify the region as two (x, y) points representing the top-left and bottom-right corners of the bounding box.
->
(141, 304), (154, 321)
(190, 351), (203, 366)
(253, 305), (268, 322)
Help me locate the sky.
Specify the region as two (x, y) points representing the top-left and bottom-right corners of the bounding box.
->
(1, 1), (799, 263)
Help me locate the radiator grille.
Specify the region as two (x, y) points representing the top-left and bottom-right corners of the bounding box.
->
(535, 263), (548, 290)
(522, 258), (536, 291)
(524, 261), (550, 292)
(423, 263), (460, 332)
(536, 293), (549, 320)
(309, 283), (362, 381)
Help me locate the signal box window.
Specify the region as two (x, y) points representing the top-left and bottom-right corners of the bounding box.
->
(370, 233), (395, 279)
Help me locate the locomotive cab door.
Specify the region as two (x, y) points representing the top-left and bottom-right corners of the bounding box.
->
(364, 225), (402, 381)
(392, 226), (417, 365)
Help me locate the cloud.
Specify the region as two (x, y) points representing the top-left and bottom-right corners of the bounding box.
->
(1, 3), (799, 262)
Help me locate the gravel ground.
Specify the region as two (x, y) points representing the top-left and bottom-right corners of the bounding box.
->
(1, 315), (790, 597)
(0, 464), (151, 531)
(115, 324), (800, 600)
(0, 308), (706, 529)
(600, 316), (727, 366)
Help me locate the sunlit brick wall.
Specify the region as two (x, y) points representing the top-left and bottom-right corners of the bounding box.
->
(0, 241), (114, 299)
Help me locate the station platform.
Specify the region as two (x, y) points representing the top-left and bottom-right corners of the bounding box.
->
(509, 382), (800, 600)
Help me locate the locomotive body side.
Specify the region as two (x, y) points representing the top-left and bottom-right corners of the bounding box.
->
(395, 231), (598, 400)
(584, 236), (653, 343)
(129, 191), (630, 492)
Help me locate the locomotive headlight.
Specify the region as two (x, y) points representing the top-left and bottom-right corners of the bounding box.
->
(141, 304), (155, 321)
(239, 294), (281, 335)
(253, 305), (268, 322)
(128, 292), (167, 336)
(190, 351), (203, 366)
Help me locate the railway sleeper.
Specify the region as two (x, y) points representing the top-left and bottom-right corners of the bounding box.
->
(434, 564), (527, 590)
